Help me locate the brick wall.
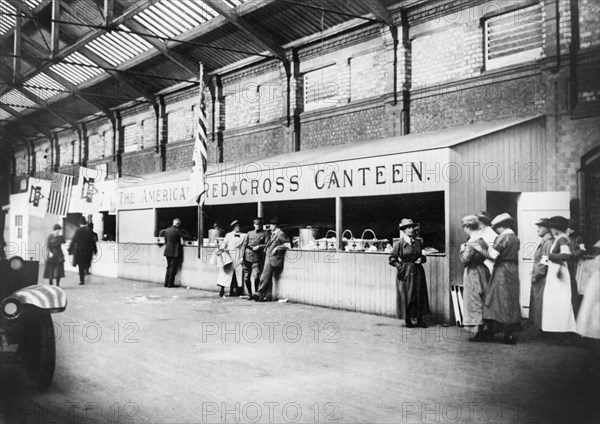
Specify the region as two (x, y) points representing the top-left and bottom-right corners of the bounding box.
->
(411, 73), (546, 132)
(223, 62), (282, 130)
(412, 22), (482, 85)
(551, 115), (600, 193)
(122, 150), (157, 177)
(579, 0), (600, 49)
(222, 126), (287, 163)
(166, 140), (194, 171)
(301, 104), (387, 150)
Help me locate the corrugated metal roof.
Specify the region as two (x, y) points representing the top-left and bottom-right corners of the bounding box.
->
(23, 73), (67, 100)
(50, 51), (106, 85)
(0, 90), (37, 112)
(0, 0), (17, 36)
(86, 25), (153, 66)
(133, 0), (220, 40)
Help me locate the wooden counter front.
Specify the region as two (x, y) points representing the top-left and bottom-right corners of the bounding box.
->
(115, 244), (450, 322)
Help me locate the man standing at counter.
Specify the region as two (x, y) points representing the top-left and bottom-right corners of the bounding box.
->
(254, 218), (289, 302)
(159, 218), (184, 288)
(241, 217), (267, 300)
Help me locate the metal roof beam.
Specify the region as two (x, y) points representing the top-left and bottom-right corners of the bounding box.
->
(202, 0), (288, 64)
(355, 0), (395, 27)
(79, 47), (156, 103)
(0, 102), (22, 118)
(0, 0), (52, 43)
(9, 85), (78, 127)
(0, 0), (160, 97)
(50, 0), (60, 57)
(120, 18), (200, 81)
(12, 0), (22, 83)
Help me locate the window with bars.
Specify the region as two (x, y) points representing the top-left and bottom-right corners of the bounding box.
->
(123, 124), (138, 153)
(15, 215), (23, 239)
(303, 65), (340, 112)
(484, 4), (543, 70)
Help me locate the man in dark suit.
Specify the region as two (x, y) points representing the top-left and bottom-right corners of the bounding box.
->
(254, 218), (289, 302)
(68, 217), (98, 285)
(159, 218), (184, 288)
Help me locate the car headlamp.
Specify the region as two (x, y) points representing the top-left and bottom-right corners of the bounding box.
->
(1, 299), (21, 319)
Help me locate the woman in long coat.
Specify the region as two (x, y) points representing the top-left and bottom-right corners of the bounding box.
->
(216, 220), (247, 297)
(542, 216), (576, 333)
(389, 218), (430, 328)
(459, 216), (491, 341)
(43, 224), (65, 286)
(475, 213), (521, 345)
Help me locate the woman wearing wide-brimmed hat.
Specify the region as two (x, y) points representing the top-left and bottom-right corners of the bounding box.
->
(541, 216), (576, 333)
(474, 213), (521, 344)
(43, 223), (65, 287)
(459, 215), (491, 341)
(389, 218), (430, 328)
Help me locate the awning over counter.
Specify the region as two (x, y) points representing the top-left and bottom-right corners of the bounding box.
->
(117, 115), (541, 210)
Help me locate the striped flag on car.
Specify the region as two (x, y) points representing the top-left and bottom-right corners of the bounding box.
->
(46, 173), (73, 216)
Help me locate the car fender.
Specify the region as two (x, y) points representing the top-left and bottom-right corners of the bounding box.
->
(4, 285), (67, 314)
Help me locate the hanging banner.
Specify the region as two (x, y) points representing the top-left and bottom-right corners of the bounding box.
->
(28, 179), (51, 218)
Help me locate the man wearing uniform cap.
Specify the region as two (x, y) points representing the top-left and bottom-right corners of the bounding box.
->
(240, 217), (267, 299)
(529, 218), (554, 330)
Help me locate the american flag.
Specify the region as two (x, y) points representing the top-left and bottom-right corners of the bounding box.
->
(47, 173), (73, 216)
(190, 63), (209, 206)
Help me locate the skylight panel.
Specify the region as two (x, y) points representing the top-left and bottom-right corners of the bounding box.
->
(86, 25), (152, 67)
(133, 0), (219, 40)
(23, 73), (66, 100)
(0, 90), (37, 112)
(50, 51), (105, 85)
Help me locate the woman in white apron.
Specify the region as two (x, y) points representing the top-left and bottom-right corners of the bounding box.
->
(215, 220), (247, 297)
(541, 216), (576, 333)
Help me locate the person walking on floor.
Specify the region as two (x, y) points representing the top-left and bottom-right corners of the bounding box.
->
(254, 218), (289, 302)
(459, 215), (491, 341)
(68, 217), (98, 285)
(241, 217), (267, 300)
(541, 216), (577, 333)
(159, 218), (184, 288)
(217, 220), (247, 297)
(474, 213), (521, 345)
(389, 218), (430, 328)
(44, 223), (65, 287)
(529, 218), (554, 331)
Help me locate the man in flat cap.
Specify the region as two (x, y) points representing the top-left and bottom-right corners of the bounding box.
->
(241, 217), (268, 299)
(255, 217), (289, 302)
(529, 218), (554, 330)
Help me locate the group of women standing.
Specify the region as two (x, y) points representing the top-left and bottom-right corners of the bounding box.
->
(460, 212), (588, 345)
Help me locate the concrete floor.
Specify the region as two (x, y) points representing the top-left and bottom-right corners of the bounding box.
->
(1, 273), (599, 424)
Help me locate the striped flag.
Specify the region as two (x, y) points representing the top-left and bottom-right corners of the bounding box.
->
(46, 173), (73, 216)
(190, 65), (209, 206)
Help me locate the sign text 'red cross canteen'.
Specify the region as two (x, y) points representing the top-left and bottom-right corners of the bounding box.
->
(203, 150), (449, 205)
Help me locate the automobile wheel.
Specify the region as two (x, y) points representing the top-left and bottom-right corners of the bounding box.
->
(20, 312), (56, 391)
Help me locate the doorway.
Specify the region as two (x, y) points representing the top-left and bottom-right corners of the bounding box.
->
(486, 191), (520, 233)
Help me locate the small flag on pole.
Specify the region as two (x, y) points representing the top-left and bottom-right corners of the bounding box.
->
(46, 173), (74, 216)
(190, 65), (209, 206)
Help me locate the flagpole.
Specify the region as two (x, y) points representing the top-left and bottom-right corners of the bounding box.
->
(197, 62), (205, 260)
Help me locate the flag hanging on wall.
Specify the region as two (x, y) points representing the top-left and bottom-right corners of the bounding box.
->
(28, 179), (51, 217)
(190, 64), (208, 206)
(46, 172), (73, 216)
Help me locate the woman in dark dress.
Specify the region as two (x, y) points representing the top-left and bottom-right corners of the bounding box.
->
(43, 223), (65, 286)
(459, 215), (491, 341)
(389, 218), (430, 328)
(475, 213), (521, 345)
